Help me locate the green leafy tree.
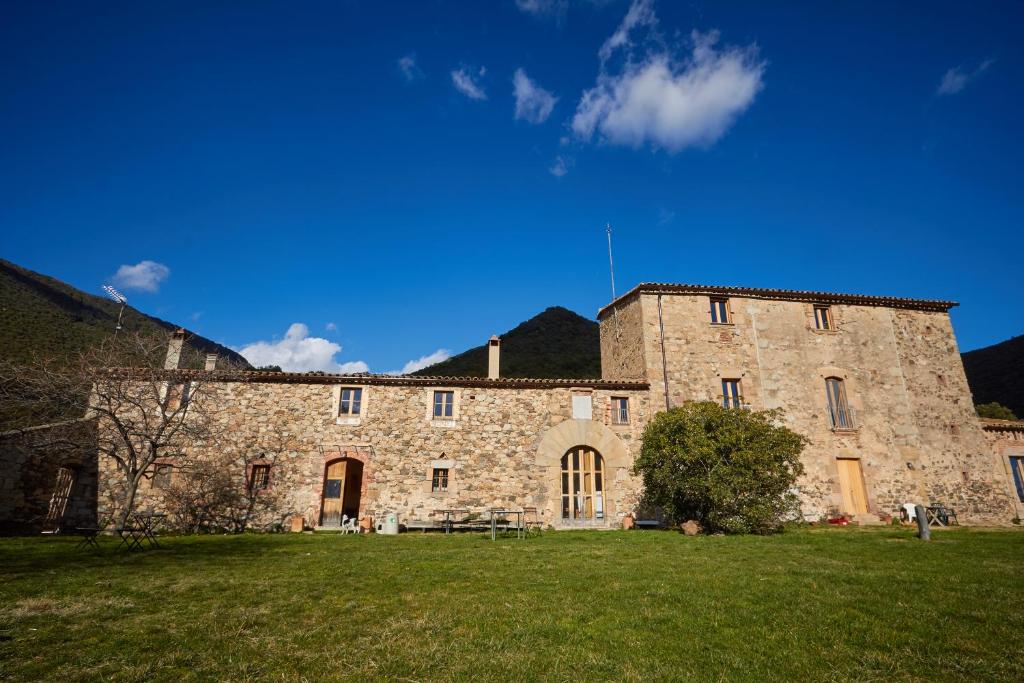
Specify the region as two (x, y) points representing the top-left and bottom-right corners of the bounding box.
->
(976, 402), (1018, 420)
(634, 402), (808, 535)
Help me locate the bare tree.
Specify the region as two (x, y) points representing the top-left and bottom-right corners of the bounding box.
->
(0, 330), (236, 530)
(163, 429), (299, 533)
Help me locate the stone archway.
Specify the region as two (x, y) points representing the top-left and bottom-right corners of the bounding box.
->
(536, 419), (631, 527)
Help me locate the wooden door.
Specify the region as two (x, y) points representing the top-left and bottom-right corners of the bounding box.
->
(321, 461), (346, 527)
(560, 447), (605, 521)
(43, 467), (76, 533)
(836, 458), (868, 514)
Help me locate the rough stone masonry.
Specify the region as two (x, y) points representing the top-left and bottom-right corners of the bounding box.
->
(92, 282), (1019, 530)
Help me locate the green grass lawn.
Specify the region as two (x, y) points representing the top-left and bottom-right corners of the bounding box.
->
(1, 527), (1022, 682)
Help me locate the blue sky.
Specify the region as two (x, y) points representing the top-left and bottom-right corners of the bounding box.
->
(2, 1), (1021, 372)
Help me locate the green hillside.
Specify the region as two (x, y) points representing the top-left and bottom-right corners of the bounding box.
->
(962, 334), (1024, 418)
(0, 258), (250, 369)
(411, 306), (602, 379)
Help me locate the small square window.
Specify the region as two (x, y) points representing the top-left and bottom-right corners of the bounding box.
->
(721, 379), (743, 409)
(249, 464), (271, 492)
(339, 387), (363, 415)
(710, 298), (730, 324)
(814, 305), (833, 330)
(152, 465), (173, 490)
(432, 468), (449, 493)
(433, 390), (455, 418)
(611, 397), (630, 424)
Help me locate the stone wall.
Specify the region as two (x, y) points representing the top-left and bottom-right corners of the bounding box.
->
(600, 295), (646, 382)
(982, 420), (1024, 521)
(0, 418), (97, 534)
(600, 291), (1016, 524)
(102, 380), (650, 530)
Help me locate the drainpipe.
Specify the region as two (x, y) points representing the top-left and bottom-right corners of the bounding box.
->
(657, 294), (670, 412)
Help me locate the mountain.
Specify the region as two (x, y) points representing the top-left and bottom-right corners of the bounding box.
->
(962, 335), (1024, 418)
(0, 258), (250, 369)
(411, 306), (602, 379)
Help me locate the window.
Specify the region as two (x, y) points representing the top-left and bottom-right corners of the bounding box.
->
(1010, 457), (1024, 503)
(572, 392), (593, 420)
(339, 388), (362, 416)
(710, 297), (731, 324)
(721, 379), (743, 409)
(433, 390), (455, 418)
(814, 305), (833, 330)
(152, 464), (173, 489)
(826, 377), (855, 429)
(249, 464), (271, 492)
(611, 397), (629, 424)
(431, 468), (449, 493)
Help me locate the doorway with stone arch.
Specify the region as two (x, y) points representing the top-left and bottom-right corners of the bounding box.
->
(560, 446), (606, 524)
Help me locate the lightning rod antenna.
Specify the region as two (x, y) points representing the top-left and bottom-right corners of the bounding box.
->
(606, 222), (616, 301)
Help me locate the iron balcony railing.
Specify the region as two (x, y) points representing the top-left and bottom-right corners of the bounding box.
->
(720, 397), (753, 411)
(827, 404), (858, 430)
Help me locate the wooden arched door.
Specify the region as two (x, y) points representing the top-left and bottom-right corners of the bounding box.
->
(320, 459), (363, 527)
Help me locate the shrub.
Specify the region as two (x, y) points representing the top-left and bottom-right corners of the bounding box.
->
(634, 402), (808, 534)
(976, 402), (1018, 420)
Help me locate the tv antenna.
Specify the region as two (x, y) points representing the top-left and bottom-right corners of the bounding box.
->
(102, 285), (128, 337)
(606, 223), (616, 300)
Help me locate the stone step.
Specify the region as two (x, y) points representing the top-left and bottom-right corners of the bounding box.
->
(853, 513), (884, 526)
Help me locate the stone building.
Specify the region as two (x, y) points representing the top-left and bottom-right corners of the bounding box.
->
(90, 281), (1019, 531)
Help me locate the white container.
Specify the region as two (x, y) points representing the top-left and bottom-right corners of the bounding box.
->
(379, 512), (399, 535)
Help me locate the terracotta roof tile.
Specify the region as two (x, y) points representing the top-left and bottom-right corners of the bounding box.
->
(597, 282), (958, 318)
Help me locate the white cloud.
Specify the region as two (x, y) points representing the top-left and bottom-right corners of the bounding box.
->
(515, 0), (568, 23)
(513, 68), (558, 124)
(390, 349), (451, 375)
(572, 1), (764, 153)
(237, 323), (368, 374)
(936, 59), (994, 96)
(656, 207), (676, 225)
(451, 66), (488, 100)
(598, 0), (657, 64)
(549, 155), (572, 177)
(398, 53), (423, 83)
(325, 322), (337, 331)
(110, 260), (170, 293)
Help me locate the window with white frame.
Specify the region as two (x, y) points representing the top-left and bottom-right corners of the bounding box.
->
(814, 305), (833, 330)
(433, 390), (455, 419)
(339, 387), (363, 416)
(611, 397), (630, 424)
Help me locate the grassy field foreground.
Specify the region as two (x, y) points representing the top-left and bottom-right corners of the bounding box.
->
(1, 527), (1022, 681)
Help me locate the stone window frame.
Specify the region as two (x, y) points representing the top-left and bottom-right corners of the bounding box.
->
(426, 457), (456, 495)
(610, 396), (630, 425)
(331, 385), (369, 426)
(426, 388), (461, 427)
(808, 303), (841, 335)
(713, 369), (750, 410)
(709, 296), (734, 326)
(246, 459), (274, 494)
(817, 367), (862, 432)
(149, 461), (174, 490)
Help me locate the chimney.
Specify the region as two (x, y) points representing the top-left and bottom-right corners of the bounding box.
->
(164, 328), (186, 370)
(488, 335), (500, 379)
(204, 353), (218, 371)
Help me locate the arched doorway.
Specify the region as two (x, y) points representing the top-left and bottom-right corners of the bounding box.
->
(560, 446), (605, 522)
(320, 458), (363, 527)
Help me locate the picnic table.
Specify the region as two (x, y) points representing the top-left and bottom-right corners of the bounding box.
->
(488, 508), (524, 541)
(925, 505), (958, 527)
(434, 508), (469, 534)
(118, 512), (166, 550)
